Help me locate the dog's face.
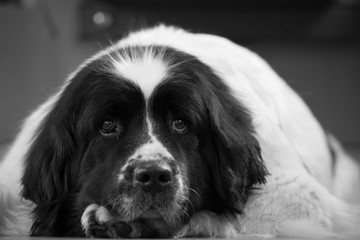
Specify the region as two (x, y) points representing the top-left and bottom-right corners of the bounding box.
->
(79, 48), (211, 229)
(22, 46), (268, 237)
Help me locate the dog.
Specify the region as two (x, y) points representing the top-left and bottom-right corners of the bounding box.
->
(0, 25), (359, 238)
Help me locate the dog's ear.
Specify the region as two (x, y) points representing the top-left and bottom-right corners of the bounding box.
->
(21, 68), (95, 235)
(21, 94), (82, 235)
(201, 86), (269, 215)
(22, 105), (78, 203)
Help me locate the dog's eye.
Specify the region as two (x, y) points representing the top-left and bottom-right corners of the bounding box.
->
(171, 119), (187, 133)
(101, 120), (118, 135)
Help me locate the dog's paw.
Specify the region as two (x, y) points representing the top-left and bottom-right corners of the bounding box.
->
(81, 204), (140, 238)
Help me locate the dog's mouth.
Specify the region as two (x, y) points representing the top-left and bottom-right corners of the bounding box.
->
(138, 207), (163, 219)
(127, 200), (180, 223)
(106, 195), (186, 237)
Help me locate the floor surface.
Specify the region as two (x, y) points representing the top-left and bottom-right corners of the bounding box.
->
(0, 237), (345, 240)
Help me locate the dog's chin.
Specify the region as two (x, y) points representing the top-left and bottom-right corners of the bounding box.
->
(126, 209), (179, 238)
(133, 204), (180, 223)
(139, 208), (165, 219)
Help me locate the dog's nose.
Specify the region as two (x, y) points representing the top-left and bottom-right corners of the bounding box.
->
(134, 163), (172, 191)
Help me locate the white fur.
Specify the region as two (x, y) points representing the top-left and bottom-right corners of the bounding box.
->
(1, 25), (359, 238)
(176, 211), (238, 238)
(81, 203), (101, 235)
(110, 47), (168, 99)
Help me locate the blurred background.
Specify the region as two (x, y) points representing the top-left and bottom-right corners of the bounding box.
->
(0, 0), (359, 153)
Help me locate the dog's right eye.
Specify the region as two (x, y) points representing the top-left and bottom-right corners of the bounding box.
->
(100, 120), (119, 135)
(171, 119), (187, 133)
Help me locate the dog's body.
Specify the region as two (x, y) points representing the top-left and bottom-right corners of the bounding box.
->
(0, 26), (359, 238)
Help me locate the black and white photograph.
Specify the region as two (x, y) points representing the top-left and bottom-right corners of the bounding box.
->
(0, 0), (359, 239)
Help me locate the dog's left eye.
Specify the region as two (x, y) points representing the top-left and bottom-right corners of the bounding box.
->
(100, 120), (119, 135)
(171, 119), (187, 133)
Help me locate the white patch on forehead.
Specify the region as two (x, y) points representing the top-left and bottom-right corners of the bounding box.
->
(110, 47), (168, 99)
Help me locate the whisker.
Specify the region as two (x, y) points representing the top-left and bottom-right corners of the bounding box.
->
(188, 187), (202, 201)
(182, 195), (195, 214)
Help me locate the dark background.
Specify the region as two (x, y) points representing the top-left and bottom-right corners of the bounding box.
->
(0, 0), (359, 147)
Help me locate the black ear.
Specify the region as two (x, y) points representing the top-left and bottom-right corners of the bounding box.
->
(202, 87), (269, 215)
(20, 79), (93, 235)
(23, 111), (75, 200)
(20, 62), (105, 236)
(21, 100), (81, 235)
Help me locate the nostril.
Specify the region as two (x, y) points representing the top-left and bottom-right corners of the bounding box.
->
(135, 170), (151, 184)
(159, 171), (171, 184)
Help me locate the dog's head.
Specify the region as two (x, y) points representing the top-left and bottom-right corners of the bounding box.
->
(22, 45), (268, 237)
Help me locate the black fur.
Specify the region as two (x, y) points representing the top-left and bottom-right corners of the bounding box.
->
(22, 45), (268, 237)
